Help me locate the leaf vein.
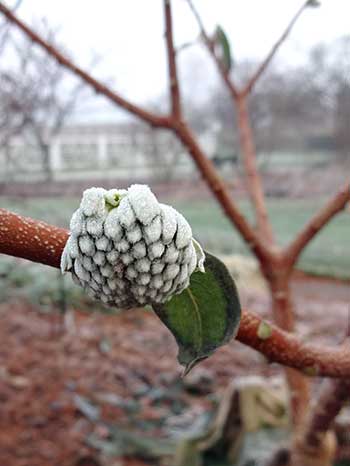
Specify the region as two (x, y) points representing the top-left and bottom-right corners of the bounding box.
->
(186, 287), (203, 351)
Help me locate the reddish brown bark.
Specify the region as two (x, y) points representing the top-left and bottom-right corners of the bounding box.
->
(172, 122), (274, 266)
(304, 379), (350, 448)
(242, 0), (310, 96)
(2, 208), (350, 379)
(269, 270), (310, 427)
(183, 3), (313, 434)
(0, 208), (66, 267)
(290, 379), (350, 466)
(164, 0), (182, 119)
(285, 183), (350, 267)
(238, 309), (350, 378)
(185, 0), (239, 100)
(1, 0), (349, 455)
(236, 95), (275, 243)
(186, 0), (274, 244)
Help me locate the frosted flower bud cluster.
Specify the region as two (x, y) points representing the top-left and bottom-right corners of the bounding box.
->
(61, 184), (205, 309)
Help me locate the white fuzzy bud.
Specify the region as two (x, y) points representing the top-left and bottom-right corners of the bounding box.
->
(61, 184), (205, 309)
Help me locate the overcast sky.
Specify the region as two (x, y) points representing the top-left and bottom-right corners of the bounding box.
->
(6, 0), (350, 122)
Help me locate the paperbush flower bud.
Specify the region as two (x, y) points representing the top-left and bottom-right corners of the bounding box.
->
(61, 184), (205, 309)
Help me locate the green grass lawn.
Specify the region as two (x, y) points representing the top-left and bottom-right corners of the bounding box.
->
(1, 195), (349, 279)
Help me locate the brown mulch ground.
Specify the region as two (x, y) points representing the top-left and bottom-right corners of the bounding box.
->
(0, 274), (349, 466)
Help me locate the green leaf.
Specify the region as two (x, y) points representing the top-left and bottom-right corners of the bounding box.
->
(215, 25), (233, 72)
(153, 252), (241, 375)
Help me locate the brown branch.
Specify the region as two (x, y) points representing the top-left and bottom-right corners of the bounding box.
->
(185, 0), (239, 100)
(0, 2), (173, 129)
(186, 0), (274, 244)
(236, 95), (275, 243)
(242, 0), (309, 96)
(0, 209), (66, 267)
(164, 0), (181, 119)
(238, 310), (350, 378)
(269, 271), (310, 427)
(1, 208), (350, 378)
(0, 0), (272, 268)
(172, 123), (274, 266)
(285, 183), (350, 267)
(290, 378), (350, 466)
(304, 379), (350, 448)
(291, 328), (350, 465)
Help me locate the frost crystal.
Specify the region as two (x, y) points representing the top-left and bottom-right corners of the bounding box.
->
(61, 184), (205, 309)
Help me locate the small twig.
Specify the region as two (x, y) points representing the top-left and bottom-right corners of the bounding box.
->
(185, 0), (239, 100)
(176, 40), (196, 54)
(285, 183), (350, 266)
(0, 2), (173, 128)
(0, 0), (22, 53)
(243, 0), (310, 96)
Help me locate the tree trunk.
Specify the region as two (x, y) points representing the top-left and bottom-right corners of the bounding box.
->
(267, 269), (338, 466)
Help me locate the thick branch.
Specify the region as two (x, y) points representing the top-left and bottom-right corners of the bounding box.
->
(290, 378), (350, 466)
(304, 379), (350, 448)
(1, 208), (350, 378)
(0, 2), (173, 128)
(285, 183), (350, 266)
(238, 310), (350, 378)
(172, 123), (274, 266)
(164, 0), (182, 119)
(269, 271), (310, 427)
(243, 0), (309, 96)
(0, 208), (66, 267)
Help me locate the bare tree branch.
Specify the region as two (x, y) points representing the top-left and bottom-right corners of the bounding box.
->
(243, 1), (310, 96)
(0, 0), (22, 53)
(285, 183), (350, 266)
(289, 378), (350, 465)
(0, 2), (173, 129)
(236, 95), (275, 243)
(164, 0), (182, 119)
(186, 0), (275, 244)
(185, 0), (239, 100)
(305, 379), (350, 448)
(171, 122), (275, 266)
(0, 0), (274, 269)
